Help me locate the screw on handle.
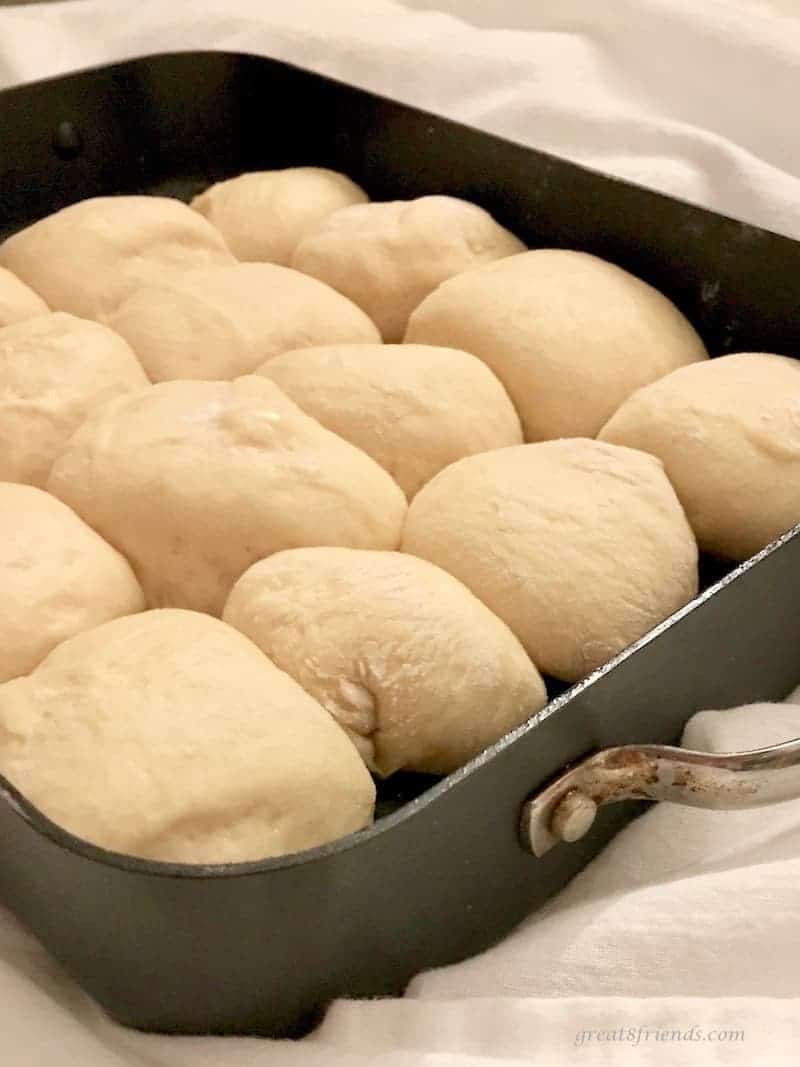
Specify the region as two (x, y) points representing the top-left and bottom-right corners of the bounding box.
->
(521, 735), (800, 857)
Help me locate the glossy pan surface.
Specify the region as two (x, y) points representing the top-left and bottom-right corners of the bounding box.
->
(2, 51), (800, 1037)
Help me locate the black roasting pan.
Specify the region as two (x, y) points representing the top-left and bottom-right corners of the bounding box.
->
(2, 51), (800, 1038)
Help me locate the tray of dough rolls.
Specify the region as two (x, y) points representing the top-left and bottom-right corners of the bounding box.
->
(1, 50), (800, 1038)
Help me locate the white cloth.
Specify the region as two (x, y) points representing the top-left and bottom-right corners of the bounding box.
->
(1, 1), (800, 1063)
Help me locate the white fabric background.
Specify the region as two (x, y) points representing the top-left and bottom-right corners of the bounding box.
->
(1, 0), (800, 1063)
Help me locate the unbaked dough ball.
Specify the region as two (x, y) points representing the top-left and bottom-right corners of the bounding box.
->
(291, 196), (525, 342)
(224, 547), (547, 777)
(0, 196), (234, 320)
(405, 249), (707, 440)
(107, 263), (380, 381)
(0, 312), (149, 488)
(402, 439), (698, 682)
(599, 353), (800, 560)
(0, 609), (375, 863)
(0, 265), (48, 326)
(47, 377), (407, 616)
(257, 343), (523, 498)
(0, 483), (144, 683)
(191, 167), (368, 264)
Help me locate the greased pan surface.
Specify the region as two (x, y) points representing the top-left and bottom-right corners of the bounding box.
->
(1, 52), (800, 1038)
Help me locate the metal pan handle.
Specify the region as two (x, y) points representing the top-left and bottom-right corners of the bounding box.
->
(522, 735), (800, 857)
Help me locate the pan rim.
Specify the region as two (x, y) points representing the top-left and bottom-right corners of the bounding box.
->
(3, 48), (798, 250)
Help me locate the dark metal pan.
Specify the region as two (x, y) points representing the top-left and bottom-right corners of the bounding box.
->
(2, 51), (800, 1039)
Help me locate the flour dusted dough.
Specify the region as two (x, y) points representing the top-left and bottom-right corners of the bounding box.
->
(599, 353), (800, 560)
(405, 249), (707, 440)
(47, 377), (407, 616)
(0, 483), (144, 683)
(402, 439), (698, 682)
(224, 548), (546, 776)
(191, 167), (368, 264)
(0, 313), (149, 488)
(291, 196), (525, 342)
(0, 609), (375, 863)
(258, 343), (522, 498)
(0, 266), (48, 326)
(0, 196), (233, 319)
(108, 263), (380, 381)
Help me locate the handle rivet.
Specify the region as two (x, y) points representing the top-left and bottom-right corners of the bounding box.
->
(551, 789), (597, 843)
(52, 121), (83, 160)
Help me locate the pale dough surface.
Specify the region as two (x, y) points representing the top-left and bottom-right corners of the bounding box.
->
(191, 167), (368, 264)
(47, 377), (407, 616)
(291, 195), (525, 341)
(405, 249), (708, 440)
(402, 438), (699, 682)
(0, 312), (149, 487)
(0, 196), (234, 319)
(0, 265), (48, 327)
(0, 609), (375, 863)
(599, 352), (800, 560)
(258, 343), (522, 497)
(0, 483), (144, 683)
(108, 262), (380, 381)
(224, 547), (547, 776)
